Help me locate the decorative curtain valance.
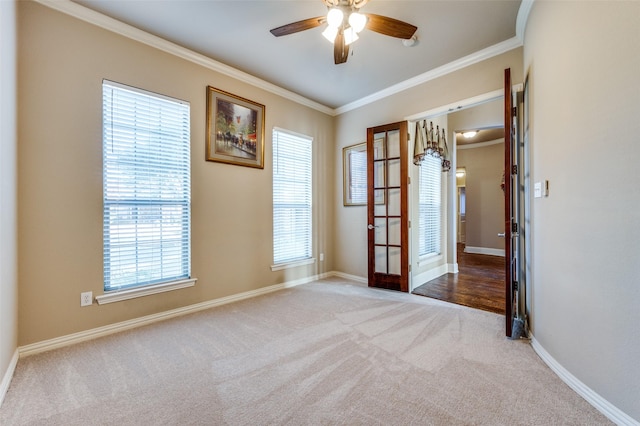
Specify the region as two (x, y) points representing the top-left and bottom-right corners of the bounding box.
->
(413, 120), (451, 172)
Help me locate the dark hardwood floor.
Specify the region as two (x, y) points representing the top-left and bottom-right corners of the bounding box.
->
(412, 244), (505, 314)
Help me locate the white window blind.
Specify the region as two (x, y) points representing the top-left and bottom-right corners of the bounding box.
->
(272, 128), (312, 264)
(348, 148), (367, 204)
(103, 81), (191, 291)
(419, 155), (441, 257)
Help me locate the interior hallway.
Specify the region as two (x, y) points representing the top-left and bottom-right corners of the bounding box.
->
(412, 244), (505, 314)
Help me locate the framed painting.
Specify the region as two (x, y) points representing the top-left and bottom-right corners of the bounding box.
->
(206, 86), (265, 168)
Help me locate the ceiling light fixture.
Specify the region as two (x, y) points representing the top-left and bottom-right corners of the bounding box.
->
(463, 131), (478, 138)
(348, 12), (367, 33)
(270, 0), (418, 65)
(322, 26), (339, 43)
(344, 27), (359, 45)
(323, 7), (367, 45)
(327, 8), (344, 27)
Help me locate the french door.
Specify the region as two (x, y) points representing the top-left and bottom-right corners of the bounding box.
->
(367, 121), (409, 292)
(504, 68), (526, 338)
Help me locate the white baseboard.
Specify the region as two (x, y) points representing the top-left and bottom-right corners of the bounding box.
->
(331, 271), (368, 284)
(0, 349), (19, 408)
(464, 246), (505, 257)
(411, 264), (448, 291)
(530, 335), (639, 426)
(19, 273), (329, 358)
(448, 263), (459, 274)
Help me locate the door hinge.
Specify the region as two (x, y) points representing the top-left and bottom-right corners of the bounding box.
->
(408, 220), (411, 229)
(512, 222), (518, 233)
(511, 165), (518, 175)
(512, 106), (517, 117)
(408, 176), (411, 185)
(409, 265), (412, 272)
(512, 281), (518, 292)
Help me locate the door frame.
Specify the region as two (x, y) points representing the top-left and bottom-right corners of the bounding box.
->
(405, 89), (507, 281)
(404, 86), (526, 319)
(367, 121), (410, 292)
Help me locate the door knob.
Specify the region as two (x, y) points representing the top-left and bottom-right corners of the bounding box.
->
(368, 224), (377, 230)
(498, 233), (505, 238)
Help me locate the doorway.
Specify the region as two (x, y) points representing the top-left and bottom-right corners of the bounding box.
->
(413, 122), (507, 314)
(408, 96), (510, 314)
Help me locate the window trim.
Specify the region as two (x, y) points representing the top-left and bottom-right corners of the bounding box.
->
(102, 80), (192, 293)
(272, 127), (313, 266)
(95, 278), (197, 305)
(270, 257), (316, 272)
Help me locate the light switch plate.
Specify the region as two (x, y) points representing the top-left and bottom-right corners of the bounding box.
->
(534, 182), (542, 198)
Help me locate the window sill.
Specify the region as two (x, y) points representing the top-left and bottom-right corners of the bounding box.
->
(418, 253), (443, 266)
(95, 278), (197, 305)
(270, 257), (316, 271)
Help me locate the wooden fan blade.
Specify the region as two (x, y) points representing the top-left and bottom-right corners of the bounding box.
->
(365, 14), (417, 39)
(334, 30), (349, 64)
(270, 17), (326, 37)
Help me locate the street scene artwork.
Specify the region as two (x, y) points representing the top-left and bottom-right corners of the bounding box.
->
(206, 86), (265, 168)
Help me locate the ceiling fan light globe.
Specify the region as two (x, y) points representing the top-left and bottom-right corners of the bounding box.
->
(322, 26), (338, 43)
(348, 12), (367, 33)
(344, 27), (359, 45)
(327, 8), (344, 28)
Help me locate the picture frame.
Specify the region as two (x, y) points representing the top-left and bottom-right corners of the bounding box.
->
(343, 142), (367, 206)
(206, 86), (265, 169)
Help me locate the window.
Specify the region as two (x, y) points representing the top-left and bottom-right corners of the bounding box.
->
(418, 155), (441, 257)
(272, 128), (312, 266)
(102, 81), (191, 291)
(343, 142), (367, 205)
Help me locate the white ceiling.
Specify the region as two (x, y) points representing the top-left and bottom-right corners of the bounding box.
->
(71, 0), (522, 110)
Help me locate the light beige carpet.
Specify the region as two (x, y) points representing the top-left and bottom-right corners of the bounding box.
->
(0, 278), (610, 425)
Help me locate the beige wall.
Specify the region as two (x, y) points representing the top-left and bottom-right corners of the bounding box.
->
(17, 2), (334, 345)
(525, 1), (640, 420)
(449, 99), (505, 253)
(0, 0), (18, 398)
(456, 142), (504, 252)
(334, 48), (523, 278)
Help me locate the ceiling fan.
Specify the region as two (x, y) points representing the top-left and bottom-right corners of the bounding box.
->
(270, 0), (418, 65)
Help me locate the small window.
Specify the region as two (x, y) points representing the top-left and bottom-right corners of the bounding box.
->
(272, 128), (312, 265)
(419, 155), (441, 257)
(102, 81), (191, 291)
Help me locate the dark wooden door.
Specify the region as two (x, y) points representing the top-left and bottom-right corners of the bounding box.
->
(504, 68), (517, 337)
(367, 121), (409, 292)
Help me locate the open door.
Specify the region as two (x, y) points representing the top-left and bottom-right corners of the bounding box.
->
(504, 68), (524, 338)
(367, 121), (409, 292)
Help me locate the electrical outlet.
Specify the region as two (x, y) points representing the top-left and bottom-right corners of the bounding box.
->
(81, 291), (93, 307)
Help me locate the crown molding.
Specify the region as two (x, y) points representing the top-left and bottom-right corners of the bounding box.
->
(34, 0), (532, 118)
(457, 138), (505, 150)
(335, 36), (523, 115)
(516, 0), (535, 42)
(33, 0), (335, 116)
